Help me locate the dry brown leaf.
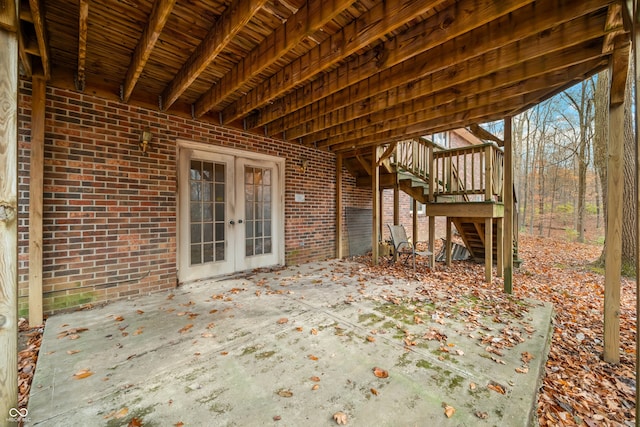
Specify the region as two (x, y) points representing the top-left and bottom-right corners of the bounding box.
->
(277, 318), (288, 324)
(475, 411), (489, 419)
(443, 405), (456, 418)
(521, 351), (535, 364)
(178, 324), (193, 334)
(372, 367), (388, 378)
(66, 350), (80, 355)
(114, 407), (129, 419)
(273, 415), (281, 421)
(296, 327), (303, 332)
(333, 412), (348, 425)
(311, 384), (319, 390)
(311, 328), (318, 335)
(128, 418), (142, 427)
(133, 327), (144, 336)
(114, 316), (124, 322)
(515, 366), (529, 374)
(370, 388), (378, 396)
(366, 335), (376, 342)
(310, 376), (321, 382)
(308, 354), (319, 361)
(136, 310), (144, 315)
(487, 383), (506, 394)
(73, 369), (93, 379)
(277, 389), (293, 397)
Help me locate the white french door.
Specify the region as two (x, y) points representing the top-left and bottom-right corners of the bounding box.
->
(178, 143), (284, 283)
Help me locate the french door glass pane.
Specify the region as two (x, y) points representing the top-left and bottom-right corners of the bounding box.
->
(190, 160), (225, 265)
(244, 166), (272, 257)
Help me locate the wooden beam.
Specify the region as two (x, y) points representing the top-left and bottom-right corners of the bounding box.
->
(468, 124), (503, 146)
(254, 0), (600, 132)
(322, 58), (602, 151)
(28, 74), (45, 326)
(336, 153), (343, 258)
(0, 11), (19, 420)
(280, 5), (607, 141)
(17, 20), (32, 77)
(122, 0), (176, 102)
(604, 42), (630, 364)
(28, 0), (49, 79)
(633, 0), (640, 419)
(503, 114), (514, 294)
(445, 217), (452, 266)
(162, 0), (267, 110)
(484, 218), (493, 283)
(76, 0), (89, 91)
(221, 0), (455, 123)
(194, 0), (353, 118)
(1, 0), (17, 31)
(371, 146), (380, 265)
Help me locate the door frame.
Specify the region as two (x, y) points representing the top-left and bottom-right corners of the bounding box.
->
(176, 140), (285, 283)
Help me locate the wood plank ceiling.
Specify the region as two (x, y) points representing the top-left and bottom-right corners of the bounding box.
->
(18, 0), (628, 155)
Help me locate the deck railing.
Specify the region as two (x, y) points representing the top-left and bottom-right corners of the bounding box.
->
(393, 138), (504, 202)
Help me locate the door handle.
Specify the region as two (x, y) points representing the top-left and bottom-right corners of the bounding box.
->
(229, 220), (235, 225)
(238, 219), (243, 224)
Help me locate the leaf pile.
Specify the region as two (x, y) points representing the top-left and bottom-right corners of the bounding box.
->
(362, 234), (635, 426)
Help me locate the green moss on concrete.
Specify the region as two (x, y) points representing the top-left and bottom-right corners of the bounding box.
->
(48, 292), (96, 312)
(358, 312), (384, 326)
(256, 351), (276, 359)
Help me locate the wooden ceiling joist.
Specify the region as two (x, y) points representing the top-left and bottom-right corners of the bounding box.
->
(324, 58), (603, 151)
(76, 0), (88, 91)
(298, 36), (606, 145)
(289, 40), (605, 143)
(121, 0), (176, 103)
(264, 0), (606, 138)
(193, 0), (354, 118)
(27, 0), (50, 79)
(161, 0), (267, 111)
(218, 0), (454, 124)
(247, 0), (539, 131)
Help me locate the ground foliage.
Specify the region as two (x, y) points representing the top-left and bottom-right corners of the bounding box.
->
(16, 234), (635, 426)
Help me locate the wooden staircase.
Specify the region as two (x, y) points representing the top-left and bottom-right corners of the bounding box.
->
(343, 137), (508, 266)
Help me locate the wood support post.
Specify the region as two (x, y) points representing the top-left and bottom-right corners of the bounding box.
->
(484, 218), (493, 283)
(445, 217), (452, 266)
(504, 116), (514, 293)
(0, 0), (19, 418)
(29, 74), (46, 326)
(372, 146), (380, 265)
(497, 218), (504, 278)
(428, 216), (435, 267)
(604, 41), (629, 364)
(393, 181), (399, 225)
(632, 0), (640, 418)
(336, 153), (343, 258)
(412, 198), (418, 245)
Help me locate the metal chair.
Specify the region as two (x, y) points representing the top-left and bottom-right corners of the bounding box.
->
(387, 224), (431, 270)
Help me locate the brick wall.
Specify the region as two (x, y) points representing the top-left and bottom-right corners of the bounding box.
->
(18, 80), (368, 315)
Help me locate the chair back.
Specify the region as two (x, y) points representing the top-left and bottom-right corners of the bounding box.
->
(387, 224), (411, 251)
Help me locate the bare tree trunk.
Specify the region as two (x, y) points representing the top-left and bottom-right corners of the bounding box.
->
(594, 65), (637, 272)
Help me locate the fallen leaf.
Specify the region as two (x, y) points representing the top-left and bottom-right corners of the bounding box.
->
(296, 327), (303, 332)
(310, 376), (321, 382)
(201, 332), (214, 338)
(133, 327), (144, 336)
(333, 411), (348, 425)
(443, 404), (456, 418)
(128, 418), (142, 427)
(178, 324), (193, 334)
(372, 367), (389, 378)
(277, 389), (293, 397)
(475, 411), (489, 419)
(66, 350), (80, 355)
(469, 382), (477, 391)
(273, 415), (281, 421)
(488, 383), (506, 394)
(311, 328), (318, 335)
(366, 335), (376, 342)
(308, 354), (319, 361)
(521, 351), (535, 364)
(73, 369), (93, 379)
(515, 366), (529, 374)
(115, 407), (129, 419)
(370, 388), (378, 395)
(277, 318), (288, 324)
(136, 310), (144, 315)
(114, 316), (124, 322)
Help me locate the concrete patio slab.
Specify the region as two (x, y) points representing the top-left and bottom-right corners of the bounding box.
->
(27, 259), (552, 426)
